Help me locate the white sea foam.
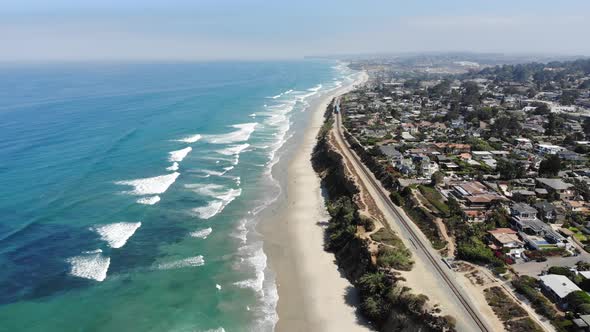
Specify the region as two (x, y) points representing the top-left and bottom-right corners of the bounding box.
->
(193, 201), (224, 219)
(206, 123), (257, 144)
(216, 143), (250, 156)
(307, 84), (322, 92)
(156, 256), (205, 270)
(67, 252), (111, 282)
(192, 188), (242, 219)
(93, 222), (142, 249)
(116, 172), (180, 195)
(200, 169), (223, 177)
(249, 113), (257, 118)
(166, 162), (179, 171)
(232, 218), (248, 244)
(190, 227), (213, 239)
(234, 247), (267, 292)
(82, 249), (103, 254)
(176, 134), (202, 143)
(137, 196), (160, 205)
(169, 147), (192, 162)
(186, 183), (224, 196)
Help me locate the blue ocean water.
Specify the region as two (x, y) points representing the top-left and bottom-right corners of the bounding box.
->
(0, 61), (356, 331)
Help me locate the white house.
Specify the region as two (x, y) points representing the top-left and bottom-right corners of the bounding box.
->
(539, 274), (581, 307)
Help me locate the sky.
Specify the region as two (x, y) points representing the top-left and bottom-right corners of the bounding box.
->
(1, 0), (590, 61)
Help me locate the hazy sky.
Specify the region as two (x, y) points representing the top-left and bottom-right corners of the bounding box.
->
(2, 0), (590, 61)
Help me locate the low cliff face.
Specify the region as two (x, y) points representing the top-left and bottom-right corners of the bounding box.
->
(312, 120), (369, 281)
(312, 133), (358, 199)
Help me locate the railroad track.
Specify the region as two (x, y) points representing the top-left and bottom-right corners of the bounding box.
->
(333, 105), (491, 332)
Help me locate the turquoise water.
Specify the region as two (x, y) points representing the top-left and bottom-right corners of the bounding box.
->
(0, 61), (357, 331)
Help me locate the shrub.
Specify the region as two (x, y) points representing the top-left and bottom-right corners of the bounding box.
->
(403, 205), (447, 250)
(511, 276), (557, 320)
(565, 291), (590, 314)
(360, 215), (375, 232)
(457, 240), (498, 265)
(371, 228), (402, 247)
(547, 266), (576, 280)
(390, 191), (404, 206)
(418, 185), (450, 216)
(377, 246), (413, 271)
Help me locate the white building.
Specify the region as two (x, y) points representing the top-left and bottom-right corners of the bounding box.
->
(536, 143), (565, 155)
(539, 274), (581, 307)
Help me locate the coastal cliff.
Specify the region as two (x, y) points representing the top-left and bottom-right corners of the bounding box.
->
(311, 99), (456, 332)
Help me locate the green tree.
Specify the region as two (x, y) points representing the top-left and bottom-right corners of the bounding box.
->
(531, 103), (551, 115)
(447, 197), (462, 217)
(497, 159), (526, 180)
(561, 90), (580, 106)
(431, 171), (445, 186)
(565, 291), (590, 314)
(488, 207), (510, 228)
(491, 115), (522, 136)
(544, 113), (565, 136)
(547, 266), (576, 280)
(539, 155), (562, 177)
(583, 118), (590, 138)
(462, 81), (480, 106)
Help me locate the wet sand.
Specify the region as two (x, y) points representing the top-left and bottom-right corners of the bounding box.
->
(258, 71), (371, 332)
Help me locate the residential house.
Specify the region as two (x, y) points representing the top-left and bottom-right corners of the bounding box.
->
(536, 178), (575, 200)
(451, 181), (506, 209)
(536, 143), (565, 155)
(539, 274), (582, 308)
(487, 228), (524, 250)
(533, 201), (565, 224)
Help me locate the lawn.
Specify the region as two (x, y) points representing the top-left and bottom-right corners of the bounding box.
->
(569, 227), (588, 242)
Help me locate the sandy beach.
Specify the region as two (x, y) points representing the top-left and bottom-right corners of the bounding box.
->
(259, 71), (370, 332)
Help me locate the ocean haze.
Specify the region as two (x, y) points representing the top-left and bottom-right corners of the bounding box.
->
(1, 0), (590, 61)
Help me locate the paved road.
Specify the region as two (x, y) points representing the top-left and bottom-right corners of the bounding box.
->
(332, 102), (494, 332)
(513, 255), (589, 277)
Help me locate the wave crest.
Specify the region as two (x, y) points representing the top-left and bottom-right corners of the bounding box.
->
(206, 123), (257, 144)
(116, 172), (180, 195)
(92, 222), (142, 249)
(67, 252), (111, 282)
(156, 256), (205, 270)
(169, 147), (192, 162)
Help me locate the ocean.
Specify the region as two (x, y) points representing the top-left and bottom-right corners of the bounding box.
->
(0, 60), (357, 331)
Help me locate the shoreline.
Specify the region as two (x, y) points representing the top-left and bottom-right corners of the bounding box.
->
(258, 70), (370, 331)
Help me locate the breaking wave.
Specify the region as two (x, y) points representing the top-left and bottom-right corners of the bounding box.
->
(190, 227), (213, 239)
(92, 222), (142, 249)
(156, 256), (205, 270)
(67, 252), (111, 282)
(169, 147), (192, 162)
(166, 162), (179, 171)
(137, 196), (161, 205)
(192, 188), (242, 219)
(116, 172), (180, 195)
(176, 134), (202, 143)
(206, 123), (257, 144)
(216, 143), (250, 156)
